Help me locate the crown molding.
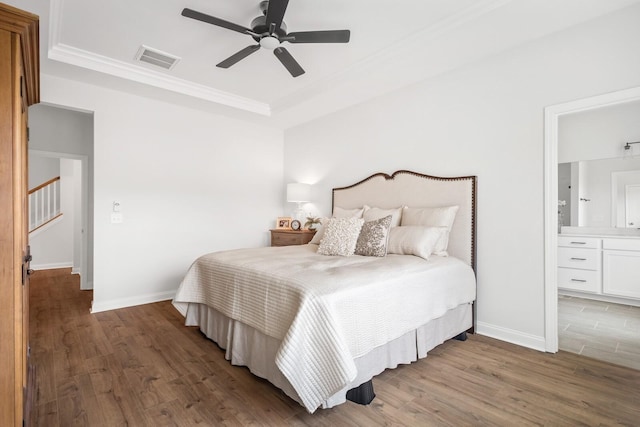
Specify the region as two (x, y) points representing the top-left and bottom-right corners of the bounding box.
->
(47, 43), (270, 116)
(47, 0), (511, 119)
(48, 0), (269, 116)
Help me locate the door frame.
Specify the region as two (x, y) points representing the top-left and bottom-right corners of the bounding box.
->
(625, 184), (640, 227)
(543, 86), (640, 352)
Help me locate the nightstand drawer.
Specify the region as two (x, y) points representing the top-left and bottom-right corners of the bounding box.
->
(557, 247), (599, 270)
(270, 229), (316, 246)
(272, 233), (303, 246)
(558, 268), (600, 293)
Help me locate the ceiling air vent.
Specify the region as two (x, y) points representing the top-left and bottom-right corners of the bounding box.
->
(135, 45), (180, 70)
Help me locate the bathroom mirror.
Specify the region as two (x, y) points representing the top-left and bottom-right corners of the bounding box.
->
(558, 158), (640, 228)
(558, 97), (640, 232)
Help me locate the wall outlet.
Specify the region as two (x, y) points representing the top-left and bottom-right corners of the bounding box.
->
(111, 213), (123, 224)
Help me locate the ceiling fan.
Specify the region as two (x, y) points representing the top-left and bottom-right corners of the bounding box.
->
(182, 0), (350, 77)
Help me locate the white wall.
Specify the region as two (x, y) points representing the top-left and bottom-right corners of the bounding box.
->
(72, 159), (83, 274)
(28, 156), (59, 188)
(558, 99), (640, 163)
(283, 5), (640, 350)
(40, 74), (284, 312)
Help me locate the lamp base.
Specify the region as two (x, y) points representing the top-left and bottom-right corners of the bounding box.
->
(293, 203), (306, 224)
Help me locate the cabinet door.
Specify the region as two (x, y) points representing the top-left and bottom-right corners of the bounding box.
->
(603, 250), (640, 299)
(0, 29), (29, 427)
(0, 6), (39, 425)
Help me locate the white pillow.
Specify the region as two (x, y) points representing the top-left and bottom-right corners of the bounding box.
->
(332, 206), (364, 218)
(317, 218), (365, 256)
(308, 217), (329, 245)
(387, 226), (446, 260)
(363, 205), (403, 227)
(400, 206), (459, 256)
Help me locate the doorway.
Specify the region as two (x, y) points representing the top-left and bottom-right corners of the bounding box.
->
(29, 152), (88, 288)
(544, 86), (640, 354)
(28, 104), (94, 289)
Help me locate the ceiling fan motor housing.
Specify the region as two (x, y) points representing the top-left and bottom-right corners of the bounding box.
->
(250, 15), (287, 39)
(259, 1), (270, 14)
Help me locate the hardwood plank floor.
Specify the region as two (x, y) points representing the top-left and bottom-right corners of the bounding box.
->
(30, 269), (640, 426)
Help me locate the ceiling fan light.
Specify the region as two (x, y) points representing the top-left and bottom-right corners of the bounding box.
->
(260, 36), (280, 50)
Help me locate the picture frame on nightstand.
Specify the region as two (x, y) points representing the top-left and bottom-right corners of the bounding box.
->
(276, 216), (292, 229)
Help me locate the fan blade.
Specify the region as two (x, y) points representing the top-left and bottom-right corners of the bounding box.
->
(216, 45), (260, 68)
(286, 30), (350, 43)
(274, 47), (304, 77)
(182, 8), (253, 35)
(265, 0), (289, 33)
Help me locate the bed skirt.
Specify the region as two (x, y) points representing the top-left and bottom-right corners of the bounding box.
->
(185, 302), (472, 410)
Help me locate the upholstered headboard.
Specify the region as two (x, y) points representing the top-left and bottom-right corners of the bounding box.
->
(332, 170), (477, 270)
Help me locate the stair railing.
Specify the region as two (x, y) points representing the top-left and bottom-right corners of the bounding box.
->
(29, 176), (62, 233)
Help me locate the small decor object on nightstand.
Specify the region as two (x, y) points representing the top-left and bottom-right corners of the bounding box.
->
(291, 219), (301, 231)
(276, 217), (292, 229)
(304, 216), (321, 230)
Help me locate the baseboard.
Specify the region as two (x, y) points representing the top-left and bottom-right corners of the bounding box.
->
(560, 290), (640, 307)
(90, 290), (175, 313)
(476, 321), (547, 352)
(32, 262), (73, 271)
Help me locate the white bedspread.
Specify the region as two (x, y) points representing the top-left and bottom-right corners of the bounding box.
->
(172, 244), (476, 412)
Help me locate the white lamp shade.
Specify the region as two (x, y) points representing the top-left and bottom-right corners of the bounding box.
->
(286, 183), (311, 202)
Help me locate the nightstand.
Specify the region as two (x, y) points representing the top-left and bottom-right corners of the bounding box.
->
(270, 229), (316, 247)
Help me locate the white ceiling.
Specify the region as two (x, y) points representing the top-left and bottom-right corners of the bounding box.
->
(9, 0), (640, 128)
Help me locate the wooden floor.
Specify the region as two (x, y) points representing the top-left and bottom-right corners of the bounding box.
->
(30, 269), (640, 426)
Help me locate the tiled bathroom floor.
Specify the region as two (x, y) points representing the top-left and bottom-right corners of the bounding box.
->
(558, 295), (640, 371)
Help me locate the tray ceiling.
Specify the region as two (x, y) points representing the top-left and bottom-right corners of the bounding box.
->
(8, 0), (640, 127)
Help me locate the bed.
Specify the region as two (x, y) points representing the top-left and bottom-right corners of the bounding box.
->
(173, 170), (477, 413)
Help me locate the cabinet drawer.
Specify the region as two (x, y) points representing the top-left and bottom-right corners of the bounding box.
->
(603, 238), (640, 251)
(270, 230), (315, 246)
(271, 233), (302, 246)
(558, 268), (600, 293)
(558, 236), (601, 249)
(557, 247), (600, 270)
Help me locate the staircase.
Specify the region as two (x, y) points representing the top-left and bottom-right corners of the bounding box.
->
(29, 176), (62, 233)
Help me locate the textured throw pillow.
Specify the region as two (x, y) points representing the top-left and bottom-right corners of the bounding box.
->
(317, 218), (364, 256)
(387, 226), (446, 260)
(332, 206), (364, 218)
(308, 217), (329, 245)
(401, 206), (459, 256)
(355, 215), (393, 257)
(363, 206), (403, 227)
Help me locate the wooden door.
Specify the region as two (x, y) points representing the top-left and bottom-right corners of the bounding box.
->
(0, 4), (39, 426)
